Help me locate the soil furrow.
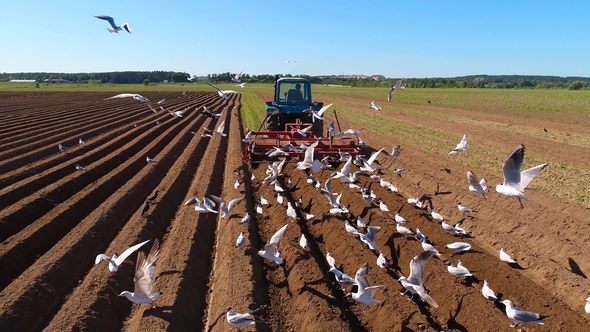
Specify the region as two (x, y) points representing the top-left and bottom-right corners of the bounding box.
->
(0, 95), (213, 332)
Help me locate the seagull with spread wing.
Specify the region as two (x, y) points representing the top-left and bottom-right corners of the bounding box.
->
(95, 240), (150, 272)
(346, 263), (386, 313)
(94, 15), (131, 34)
(467, 171), (489, 197)
(208, 195), (243, 219)
(398, 251), (439, 307)
(449, 134), (469, 154)
(388, 79), (404, 101)
(495, 144), (548, 208)
(104, 93), (157, 112)
(206, 82), (240, 100)
(202, 120), (227, 138)
(257, 224), (288, 264)
(118, 239), (161, 304)
(303, 103), (334, 122)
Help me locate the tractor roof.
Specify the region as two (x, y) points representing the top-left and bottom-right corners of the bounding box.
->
(277, 77), (308, 83)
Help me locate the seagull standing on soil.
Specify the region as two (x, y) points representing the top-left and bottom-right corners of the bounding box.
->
(257, 224), (288, 264)
(481, 280), (498, 301)
(118, 239), (161, 304)
(79, 138), (85, 145)
(140, 201), (150, 216)
(226, 307), (255, 328)
(495, 144), (548, 208)
(447, 261), (473, 278)
(467, 171), (489, 197)
(76, 164), (85, 171)
(501, 300), (545, 326)
(236, 232), (246, 247)
(388, 80), (404, 101)
(95, 239), (150, 272)
(446, 242), (472, 253)
(500, 248), (517, 263)
(146, 156), (156, 163)
(585, 297), (590, 315)
(94, 15), (131, 33)
(58, 144), (70, 151)
(457, 202), (473, 214)
(377, 252), (388, 268)
(240, 213), (250, 224)
(421, 238), (441, 256)
(299, 234), (308, 249)
(449, 134), (469, 154)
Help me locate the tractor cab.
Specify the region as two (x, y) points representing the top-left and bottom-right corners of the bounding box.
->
(265, 77), (324, 134)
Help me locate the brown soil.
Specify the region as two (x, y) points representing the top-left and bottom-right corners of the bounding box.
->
(0, 91), (589, 332)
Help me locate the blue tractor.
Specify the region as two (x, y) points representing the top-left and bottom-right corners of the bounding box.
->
(264, 76), (324, 137)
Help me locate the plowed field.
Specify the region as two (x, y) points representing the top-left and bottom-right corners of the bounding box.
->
(1, 90), (589, 332)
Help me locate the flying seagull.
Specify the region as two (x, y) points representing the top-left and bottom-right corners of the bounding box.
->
(495, 144), (548, 208)
(206, 82), (240, 100)
(345, 263), (386, 313)
(467, 171), (489, 197)
(387, 79), (404, 101)
(95, 239), (150, 272)
(257, 224), (288, 264)
(449, 134), (469, 154)
(94, 15), (132, 34)
(398, 251), (439, 307)
(118, 239), (161, 303)
(202, 120), (227, 138)
(231, 71), (243, 83)
(105, 93), (157, 112)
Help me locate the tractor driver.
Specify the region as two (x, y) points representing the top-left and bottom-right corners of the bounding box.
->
(287, 83), (304, 102)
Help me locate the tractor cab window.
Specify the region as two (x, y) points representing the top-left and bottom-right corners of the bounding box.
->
(279, 82), (310, 103)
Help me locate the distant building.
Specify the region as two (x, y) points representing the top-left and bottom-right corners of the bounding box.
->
(44, 79), (73, 84)
(163, 80), (169, 83)
(10, 79), (36, 83)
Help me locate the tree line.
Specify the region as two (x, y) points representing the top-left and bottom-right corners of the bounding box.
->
(2, 71), (589, 90)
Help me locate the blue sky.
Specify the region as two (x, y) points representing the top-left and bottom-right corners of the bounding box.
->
(1, 1), (589, 78)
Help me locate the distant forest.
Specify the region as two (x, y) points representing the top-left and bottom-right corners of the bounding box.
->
(2, 71), (589, 90)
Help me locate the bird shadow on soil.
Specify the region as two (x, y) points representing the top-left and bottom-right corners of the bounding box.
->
(446, 294), (468, 332)
(158, 270), (182, 277)
(204, 312), (225, 332)
(143, 305), (173, 321)
(507, 262), (527, 270)
(416, 302), (444, 331)
(567, 258), (587, 278)
(400, 311), (417, 331)
(384, 233), (401, 271)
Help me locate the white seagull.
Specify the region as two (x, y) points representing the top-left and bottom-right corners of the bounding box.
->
(206, 82), (240, 100)
(146, 156), (156, 163)
(58, 144), (70, 151)
(231, 71), (243, 83)
(370, 101), (382, 110)
(202, 120), (227, 138)
(446, 242), (472, 253)
(326, 252), (337, 269)
(236, 232), (246, 247)
(118, 239), (161, 304)
(495, 144), (548, 207)
(377, 252), (388, 268)
(79, 138), (85, 145)
(354, 226), (381, 250)
(303, 103), (333, 122)
(95, 239), (150, 272)
(209, 195), (243, 219)
(482, 280), (498, 301)
(345, 263), (386, 310)
(421, 238), (441, 256)
(457, 202), (473, 214)
(387, 79), (404, 101)
(257, 224), (288, 264)
(467, 171), (489, 197)
(105, 93), (157, 112)
(585, 297), (590, 315)
(94, 15), (131, 34)
(398, 251), (439, 307)
(500, 248), (517, 263)
(449, 134), (469, 154)
(226, 307), (255, 328)
(240, 213), (250, 224)
(299, 234), (308, 249)
(76, 164), (85, 171)
(388, 145), (401, 160)
(501, 300), (545, 326)
(447, 261), (473, 278)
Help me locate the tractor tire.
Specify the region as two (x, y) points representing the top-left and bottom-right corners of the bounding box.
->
(312, 121), (324, 138)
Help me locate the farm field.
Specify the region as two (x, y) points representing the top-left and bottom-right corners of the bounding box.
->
(0, 86), (589, 331)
